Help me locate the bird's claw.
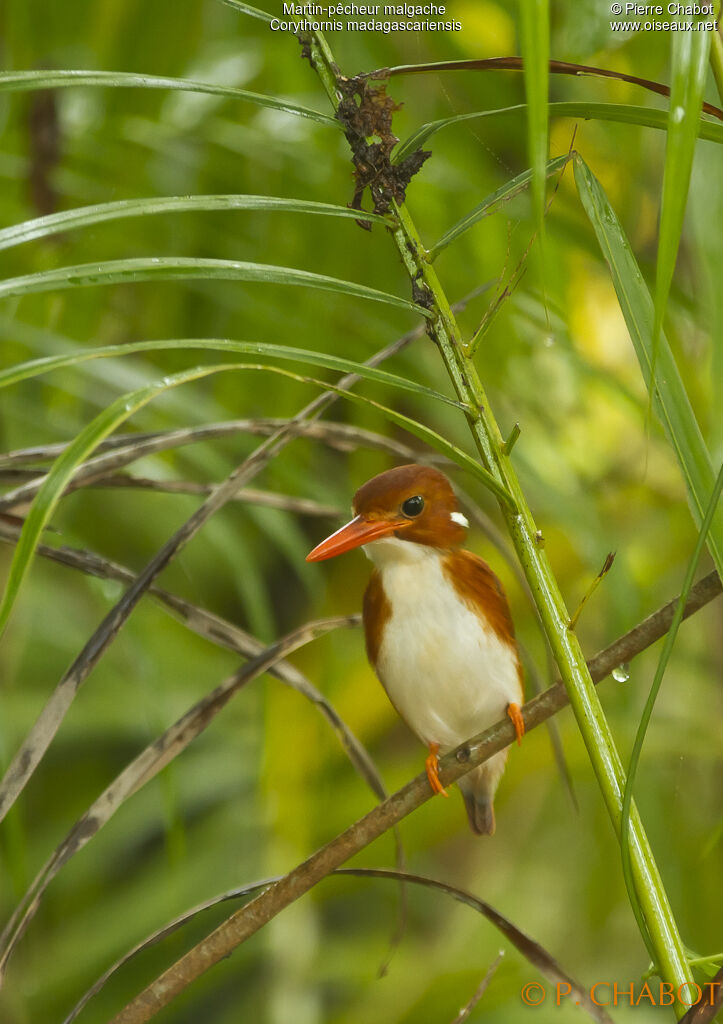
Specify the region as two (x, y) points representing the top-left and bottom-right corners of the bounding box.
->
(425, 742), (449, 797)
(507, 702), (525, 745)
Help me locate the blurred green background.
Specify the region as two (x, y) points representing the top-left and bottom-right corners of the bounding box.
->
(0, 1), (721, 1022)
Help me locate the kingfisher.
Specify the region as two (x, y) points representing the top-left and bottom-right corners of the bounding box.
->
(306, 464), (525, 835)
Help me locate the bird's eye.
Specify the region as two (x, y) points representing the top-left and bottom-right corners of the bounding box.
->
(401, 495), (424, 518)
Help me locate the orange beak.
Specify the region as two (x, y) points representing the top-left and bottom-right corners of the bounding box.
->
(306, 515), (406, 562)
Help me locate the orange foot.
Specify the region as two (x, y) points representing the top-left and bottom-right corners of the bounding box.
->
(507, 702), (525, 746)
(425, 742), (449, 798)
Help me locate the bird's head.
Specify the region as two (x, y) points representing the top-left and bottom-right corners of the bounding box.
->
(306, 464), (468, 562)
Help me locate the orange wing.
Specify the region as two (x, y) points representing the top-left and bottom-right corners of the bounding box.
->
(442, 549), (524, 697)
(362, 569), (391, 670)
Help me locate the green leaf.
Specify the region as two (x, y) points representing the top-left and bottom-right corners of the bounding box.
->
(651, 28), (711, 391)
(0, 197), (388, 251)
(620, 461), (723, 965)
(573, 154), (723, 579)
(393, 101), (723, 165)
(0, 364), (246, 637)
(0, 70), (336, 126)
(0, 338), (461, 410)
(217, 0), (273, 22)
(429, 155), (568, 258)
(517, 0), (550, 256)
(0, 258), (430, 318)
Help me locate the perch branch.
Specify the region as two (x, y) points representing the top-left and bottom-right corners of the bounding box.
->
(108, 571), (720, 1023)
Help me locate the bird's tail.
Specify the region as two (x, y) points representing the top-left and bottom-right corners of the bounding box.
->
(457, 752), (508, 837)
(461, 788), (496, 836)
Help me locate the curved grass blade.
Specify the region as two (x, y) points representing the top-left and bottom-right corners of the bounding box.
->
(430, 155), (568, 258)
(297, 385), (514, 507)
(0, 196), (388, 251)
(0, 356), (464, 633)
(63, 877), (285, 1022)
(573, 154), (723, 579)
(0, 70), (336, 126)
(620, 463), (723, 964)
(217, 0), (273, 22)
(0, 616), (361, 981)
(0, 351), (502, 504)
(651, 29), (711, 406)
(0, 363), (254, 638)
(393, 101), (723, 165)
(0, 339), (456, 409)
(364, 56), (723, 122)
(0, 361), (511, 821)
(518, 0), (550, 262)
(0, 258), (429, 318)
(65, 868), (613, 1024)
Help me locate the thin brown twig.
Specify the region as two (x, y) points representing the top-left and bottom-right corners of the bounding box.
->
(449, 950), (505, 1024)
(0, 417), (440, 468)
(0, 418), (446, 514)
(108, 571), (721, 1024)
(0, 469), (341, 516)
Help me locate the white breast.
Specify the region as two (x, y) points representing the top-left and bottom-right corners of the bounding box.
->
(364, 538), (520, 752)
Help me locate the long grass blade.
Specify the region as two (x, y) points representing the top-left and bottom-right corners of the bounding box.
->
(340, 870), (613, 1024)
(0, 361), (511, 821)
(0, 617), (360, 979)
(0, 366), (475, 513)
(0, 70), (336, 125)
(429, 155), (568, 258)
(0, 363), (252, 637)
(573, 154), (723, 578)
(620, 463), (723, 962)
(0, 258), (429, 317)
(64, 868), (613, 1024)
(651, 28), (711, 401)
(299, 383), (516, 507)
(0, 196), (388, 251)
(0, 339), (453, 406)
(363, 56), (723, 121)
(393, 101), (723, 164)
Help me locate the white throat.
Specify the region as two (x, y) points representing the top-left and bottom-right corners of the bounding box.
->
(363, 536), (438, 568)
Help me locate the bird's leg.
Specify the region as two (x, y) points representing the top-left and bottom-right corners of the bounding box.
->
(506, 702), (525, 745)
(425, 742), (449, 797)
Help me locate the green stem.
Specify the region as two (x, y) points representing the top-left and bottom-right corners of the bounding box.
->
(305, 29), (694, 1017)
(620, 463), (723, 974)
(397, 215), (692, 1012)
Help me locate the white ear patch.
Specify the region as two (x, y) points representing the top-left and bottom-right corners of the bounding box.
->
(450, 511), (469, 528)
